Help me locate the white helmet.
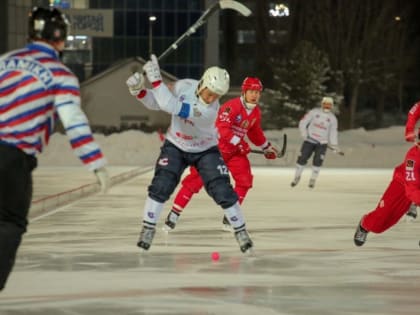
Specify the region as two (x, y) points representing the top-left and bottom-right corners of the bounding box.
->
(198, 66), (230, 96)
(321, 96), (334, 112)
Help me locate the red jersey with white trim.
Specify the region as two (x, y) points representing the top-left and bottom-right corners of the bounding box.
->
(393, 145), (420, 205)
(405, 101), (420, 140)
(216, 96), (267, 153)
(0, 41), (106, 170)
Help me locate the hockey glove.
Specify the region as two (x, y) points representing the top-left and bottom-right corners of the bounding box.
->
(143, 54), (162, 87)
(262, 142), (278, 160)
(126, 72), (145, 96)
(94, 167), (110, 193)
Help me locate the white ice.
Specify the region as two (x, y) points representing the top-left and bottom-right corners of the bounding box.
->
(1, 127), (419, 315)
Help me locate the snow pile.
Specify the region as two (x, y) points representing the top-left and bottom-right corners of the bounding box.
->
(37, 126), (411, 169)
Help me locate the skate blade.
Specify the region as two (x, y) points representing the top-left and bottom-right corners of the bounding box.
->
(162, 225), (173, 233)
(222, 225), (232, 232)
(244, 247), (256, 257)
(404, 215), (416, 223)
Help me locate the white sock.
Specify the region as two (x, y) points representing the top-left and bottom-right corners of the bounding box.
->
(223, 202), (245, 231)
(295, 164), (305, 179)
(143, 196), (164, 227)
(310, 166), (321, 180)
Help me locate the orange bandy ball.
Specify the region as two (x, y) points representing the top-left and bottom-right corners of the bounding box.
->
(211, 252), (220, 261)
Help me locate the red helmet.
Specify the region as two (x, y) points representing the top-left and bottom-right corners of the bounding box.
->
(241, 77), (263, 93)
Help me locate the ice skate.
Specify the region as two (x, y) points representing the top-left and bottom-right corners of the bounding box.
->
(162, 210), (179, 232)
(308, 178), (316, 188)
(137, 226), (156, 250)
(405, 204), (417, 222)
(222, 216), (232, 232)
(290, 176), (300, 187)
(353, 222), (368, 247)
(234, 229), (254, 253)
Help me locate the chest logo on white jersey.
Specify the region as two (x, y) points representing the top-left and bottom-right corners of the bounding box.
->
(193, 108), (202, 117)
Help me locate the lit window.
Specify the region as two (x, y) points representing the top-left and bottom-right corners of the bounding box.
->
(237, 30), (256, 44)
(269, 3), (290, 17)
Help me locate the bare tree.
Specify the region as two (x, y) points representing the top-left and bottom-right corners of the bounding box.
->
(287, 0), (417, 129)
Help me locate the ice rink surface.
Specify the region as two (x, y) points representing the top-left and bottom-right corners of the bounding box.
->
(1, 167), (420, 315)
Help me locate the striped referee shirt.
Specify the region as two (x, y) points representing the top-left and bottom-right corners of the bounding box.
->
(0, 41), (106, 171)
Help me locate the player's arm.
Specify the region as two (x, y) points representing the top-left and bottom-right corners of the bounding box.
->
(53, 73), (110, 192)
(247, 110), (267, 147)
(216, 102), (240, 149)
(405, 102), (420, 142)
(328, 115), (339, 148)
(53, 74), (106, 171)
(141, 55), (194, 118)
(298, 110), (313, 139)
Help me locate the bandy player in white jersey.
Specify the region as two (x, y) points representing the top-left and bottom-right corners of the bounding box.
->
(126, 55), (254, 253)
(291, 96), (340, 188)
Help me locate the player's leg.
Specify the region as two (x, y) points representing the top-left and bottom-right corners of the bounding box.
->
(221, 155), (253, 230)
(0, 146), (36, 290)
(164, 166), (204, 230)
(354, 179), (411, 246)
(309, 144), (327, 188)
(291, 141), (313, 187)
(405, 203), (417, 221)
(195, 148), (253, 253)
(137, 141), (186, 250)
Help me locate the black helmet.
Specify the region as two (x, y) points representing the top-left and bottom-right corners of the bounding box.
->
(28, 7), (69, 42)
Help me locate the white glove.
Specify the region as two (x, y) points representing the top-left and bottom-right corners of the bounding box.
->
(126, 72), (145, 96)
(143, 54), (162, 84)
(94, 167), (110, 193)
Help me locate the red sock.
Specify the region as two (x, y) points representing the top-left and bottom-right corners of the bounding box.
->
(234, 186), (249, 205)
(172, 185), (195, 213)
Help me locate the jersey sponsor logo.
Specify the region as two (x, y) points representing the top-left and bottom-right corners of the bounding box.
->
(158, 157), (169, 166)
(235, 114), (242, 123)
(0, 57), (53, 87)
(147, 211), (155, 219)
(406, 159), (415, 170)
(193, 107), (202, 117)
(240, 120), (249, 129)
(175, 131), (193, 140)
(313, 122), (327, 130)
(181, 118), (194, 126)
(179, 95), (186, 102)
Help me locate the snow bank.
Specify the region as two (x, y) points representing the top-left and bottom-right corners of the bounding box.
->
(37, 126), (411, 169)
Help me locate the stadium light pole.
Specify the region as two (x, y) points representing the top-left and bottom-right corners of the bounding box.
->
(148, 15), (156, 57)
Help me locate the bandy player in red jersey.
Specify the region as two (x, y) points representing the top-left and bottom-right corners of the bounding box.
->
(353, 131), (420, 246)
(163, 77), (279, 231)
(403, 101), (420, 220)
